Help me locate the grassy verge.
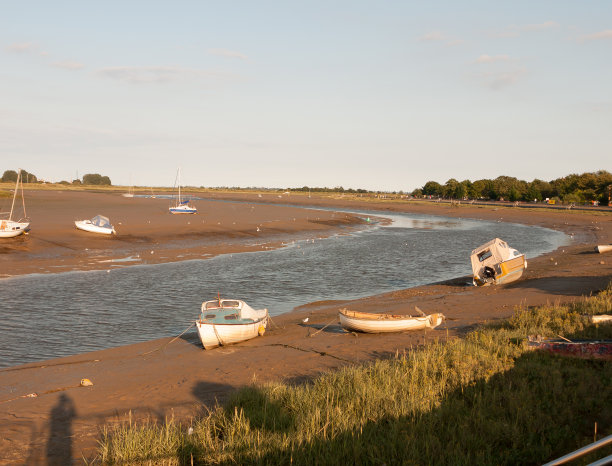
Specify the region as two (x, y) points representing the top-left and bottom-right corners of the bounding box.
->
(98, 287), (612, 465)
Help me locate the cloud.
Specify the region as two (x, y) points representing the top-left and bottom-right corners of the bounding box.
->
(474, 54), (511, 64)
(51, 60), (85, 70)
(418, 31), (446, 42)
(579, 29), (612, 42)
(207, 48), (247, 60)
(475, 68), (526, 90)
(418, 31), (463, 47)
(97, 66), (225, 84)
(445, 39), (464, 47)
(491, 21), (559, 38)
(521, 21), (559, 31)
(6, 42), (37, 53)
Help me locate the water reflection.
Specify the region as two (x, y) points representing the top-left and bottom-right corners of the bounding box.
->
(0, 211), (567, 367)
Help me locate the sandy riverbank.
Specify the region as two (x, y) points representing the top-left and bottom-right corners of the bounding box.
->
(0, 190), (367, 277)
(0, 192), (611, 464)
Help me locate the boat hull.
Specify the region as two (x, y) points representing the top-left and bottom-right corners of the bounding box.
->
(527, 337), (612, 360)
(169, 206), (197, 214)
(74, 221), (115, 235)
(596, 245), (612, 254)
(196, 316), (268, 349)
(339, 309), (444, 333)
(474, 256), (526, 286)
(0, 220), (30, 238)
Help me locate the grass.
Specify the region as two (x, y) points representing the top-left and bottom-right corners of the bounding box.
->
(97, 286), (611, 464)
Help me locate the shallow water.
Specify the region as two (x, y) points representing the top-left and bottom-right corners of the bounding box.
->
(0, 210), (568, 368)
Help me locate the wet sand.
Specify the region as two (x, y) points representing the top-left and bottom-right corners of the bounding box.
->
(0, 191), (611, 464)
(0, 190), (367, 278)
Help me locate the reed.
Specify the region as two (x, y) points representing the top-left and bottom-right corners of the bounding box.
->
(98, 286), (612, 465)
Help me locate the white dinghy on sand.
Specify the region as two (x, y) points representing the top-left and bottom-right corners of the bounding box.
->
(338, 308), (445, 333)
(75, 215), (116, 235)
(196, 298), (268, 349)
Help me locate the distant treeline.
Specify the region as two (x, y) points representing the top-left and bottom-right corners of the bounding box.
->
(1, 170), (112, 186)
(412, 170), (612, 205)
(290, 186), (370, 194)
(289, 170), (612, 205)
(1, 169), (38, 183)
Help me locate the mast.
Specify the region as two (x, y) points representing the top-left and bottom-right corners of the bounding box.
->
(178, 167), (182, 204)
(20, 170), (27, 219)
(9, 169), (20, 221)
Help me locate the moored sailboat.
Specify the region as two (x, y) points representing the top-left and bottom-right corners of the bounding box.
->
(169, 168), (196, 214)
(0, 169), (30, 238)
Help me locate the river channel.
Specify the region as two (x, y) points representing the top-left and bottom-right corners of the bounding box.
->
(0, 209), (568, 368)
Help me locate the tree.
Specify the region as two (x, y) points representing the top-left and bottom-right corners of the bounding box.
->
(1, 170), (37, 183)
(422, 181), (443, 197)
(1, 170), (17, 182)
(82, 173), (112, 185)
(443, 178), (467, 199)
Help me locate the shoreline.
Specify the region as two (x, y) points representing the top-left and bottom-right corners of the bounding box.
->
(0, 192), (611, 464)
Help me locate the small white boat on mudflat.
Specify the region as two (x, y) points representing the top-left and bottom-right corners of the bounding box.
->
(338, 308), (445, 333)
(75, 215), (116, 235)
(196, 298), (268, 350)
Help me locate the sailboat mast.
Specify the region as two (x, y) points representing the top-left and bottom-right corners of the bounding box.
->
(9, 169), (20, 221)
(20, 170), (27, 219)
(178, 167), (182, 203)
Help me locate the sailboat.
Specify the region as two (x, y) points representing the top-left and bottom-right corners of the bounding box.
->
(169, 168), (197, 214)
(0, 169), (30, 238)
(122, 176), (134, 197)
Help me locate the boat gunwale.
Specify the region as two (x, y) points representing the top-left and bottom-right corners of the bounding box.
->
(339, 308), (427, 321)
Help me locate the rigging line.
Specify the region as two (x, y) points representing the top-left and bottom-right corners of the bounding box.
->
(140, 322), (196, 356)
(308, 317), (338, 338)
(267, 314), (282, 329)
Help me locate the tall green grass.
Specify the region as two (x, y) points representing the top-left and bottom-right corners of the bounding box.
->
(98, 286), (612, 465)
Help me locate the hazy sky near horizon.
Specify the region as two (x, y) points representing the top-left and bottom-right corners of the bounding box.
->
(1, 1), (611, 191)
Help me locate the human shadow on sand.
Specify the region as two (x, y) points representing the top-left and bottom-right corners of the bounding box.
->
(46, 393), (77, 466)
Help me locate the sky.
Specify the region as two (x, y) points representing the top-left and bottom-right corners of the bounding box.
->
(1, 1), (611, 191)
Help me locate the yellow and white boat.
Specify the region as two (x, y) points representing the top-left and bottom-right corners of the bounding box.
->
(471, 238), (526, 286)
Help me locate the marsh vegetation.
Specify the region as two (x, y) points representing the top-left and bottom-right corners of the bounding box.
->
(98, 285), (612, 465)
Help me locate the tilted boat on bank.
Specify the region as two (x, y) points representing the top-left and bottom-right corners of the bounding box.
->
(338, 308), (445, 333)
(0, 169), (30, 238)
(196, 298), (268, 349)
(471, 238), (526, 286)
(74, 215), (116, 235)
(596, 245), (612, 254)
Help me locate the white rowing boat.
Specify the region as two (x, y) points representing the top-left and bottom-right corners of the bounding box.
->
(596, 245), (612, 254)
(338, 308), (444, 333)
(196, 298), (268, 349)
